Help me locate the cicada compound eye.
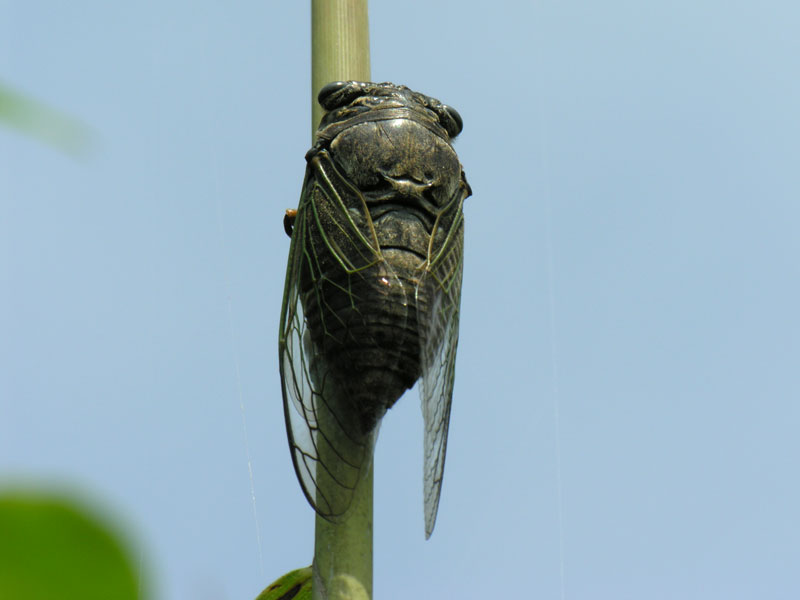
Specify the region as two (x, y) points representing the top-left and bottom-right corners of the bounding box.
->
(441, 105), (463, 139)
(318, 81), (370, 111)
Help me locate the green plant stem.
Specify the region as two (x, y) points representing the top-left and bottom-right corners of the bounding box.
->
(310, 2), (372, 599)
(312, 465), (373, 600)
(311, 0), (370, 135)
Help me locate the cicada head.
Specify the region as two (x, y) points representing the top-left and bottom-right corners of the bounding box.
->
(318, 81), (463, 139)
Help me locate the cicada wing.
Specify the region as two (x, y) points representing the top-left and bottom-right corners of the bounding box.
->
(418, 215), (465, 539)
(279, 151), (398, 520)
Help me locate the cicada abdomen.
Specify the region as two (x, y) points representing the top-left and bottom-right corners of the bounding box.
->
(279, 81), (471, 537)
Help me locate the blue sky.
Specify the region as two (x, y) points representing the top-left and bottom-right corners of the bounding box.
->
(2, 2), (799, 599)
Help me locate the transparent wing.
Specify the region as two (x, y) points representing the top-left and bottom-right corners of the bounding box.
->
(279, 150), (395, 520)
(418, 212), (465, 539)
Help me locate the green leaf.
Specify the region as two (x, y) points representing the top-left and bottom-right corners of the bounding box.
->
(0, 81), (91, 154)
(257, 567), (313, 600)
(0, 491), (143, 600)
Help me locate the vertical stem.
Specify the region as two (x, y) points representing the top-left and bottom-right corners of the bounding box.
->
(312, 465), (373, 600)
(311, 0), (370, 135)
(310, 2), (372, 599)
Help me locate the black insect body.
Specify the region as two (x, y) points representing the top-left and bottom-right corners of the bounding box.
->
(279, 81), (470, 537)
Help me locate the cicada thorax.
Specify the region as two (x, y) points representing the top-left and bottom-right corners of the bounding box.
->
(297, 107), (463, 438)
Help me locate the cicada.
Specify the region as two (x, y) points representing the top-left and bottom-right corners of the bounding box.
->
(279, 81), (471, 538)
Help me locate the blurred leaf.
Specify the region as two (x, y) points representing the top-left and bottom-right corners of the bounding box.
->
(0, 491), (143, 600)
(257, 566), (312, 600)
(0, 81), (91, 154)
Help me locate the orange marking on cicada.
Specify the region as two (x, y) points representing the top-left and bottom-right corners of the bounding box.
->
(284, 209), (298, 237)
